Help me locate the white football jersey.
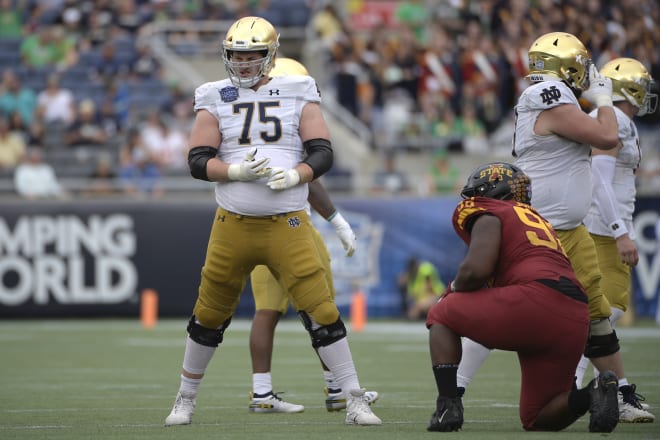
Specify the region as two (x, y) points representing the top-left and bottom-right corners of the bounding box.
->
(194, 75), (322, 216)
(513, 80), (592, 230)
(583, 106), (640, 239)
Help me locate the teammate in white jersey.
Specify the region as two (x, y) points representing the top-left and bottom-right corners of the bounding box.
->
(164, 17), (381, 427)
(456, 31), (629, 405)
(575, 57), (656, 423)
(246, 57), (378, 414)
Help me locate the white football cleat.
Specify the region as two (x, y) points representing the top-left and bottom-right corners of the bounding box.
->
(618, 386), (655, 423)
(165, 391), (196, 426)
(249, 392), (305, 413)
(345, 389), (382, 425)
(325, 387), (379, 411)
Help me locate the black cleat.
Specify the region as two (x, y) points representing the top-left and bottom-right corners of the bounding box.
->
(427, 396), (463, 432)
(588, 370), (619, 433)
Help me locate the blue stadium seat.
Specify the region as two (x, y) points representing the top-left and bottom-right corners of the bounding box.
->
(278, 0), (310, 26)
(0, 52), (21, 68)
(129, 78), (167, 96)
(284, 8), (310, 27)
(61, 65), (92, 83)
(38, 7), (61, 25)
(74, 83), (106, 105)
(15, 66), (50, 91)
(77, 51), (100, 66)
(112, 36), (137, 53)
(0, 37), (22, 53)
(257, 8), (285, 27)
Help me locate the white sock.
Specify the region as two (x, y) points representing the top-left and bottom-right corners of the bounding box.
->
(324, 370), (340, 391)
(317, 338), (360, 395)
(253, 372), (273, 395)
(179, 374), (201, 397)
(457, 338), (492, 389)
(575, 355), (590, 388)
(610, 307), (625, 327)
(182, 336), (216, 375)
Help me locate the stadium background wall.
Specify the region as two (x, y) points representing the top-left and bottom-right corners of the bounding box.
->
(1, 197), (659, 321)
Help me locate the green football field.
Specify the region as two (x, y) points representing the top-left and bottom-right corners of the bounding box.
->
(1, 318), (659, 440)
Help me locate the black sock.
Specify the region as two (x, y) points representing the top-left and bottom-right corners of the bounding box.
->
(567, 386), (590, 416)
(253, 391), (273, 398)
(433, 364), (459, 398)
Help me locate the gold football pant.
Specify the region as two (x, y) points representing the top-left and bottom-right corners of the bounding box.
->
(556, 226), (611, 320)
(193, 208), (338, 328)
(251, 227), (335, 313)
(590, 233), (631, 312)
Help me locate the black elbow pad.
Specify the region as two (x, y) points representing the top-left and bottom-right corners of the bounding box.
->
(188, 146), (217, 181)
(302, 138), (333, 179)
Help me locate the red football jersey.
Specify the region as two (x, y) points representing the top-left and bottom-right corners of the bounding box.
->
(452, 197), (579, 287)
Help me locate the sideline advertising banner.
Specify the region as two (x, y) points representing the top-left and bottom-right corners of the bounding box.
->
(1, 196), (658, 321)
(632, 197), (660, 320)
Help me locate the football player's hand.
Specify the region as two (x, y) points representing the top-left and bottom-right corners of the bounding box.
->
(227, 148), (271, 181)
(616, 235), (639, 266)
(267, 167), (300, 190)
(329, 212), (356, 257)
(582, 64), (613, 108)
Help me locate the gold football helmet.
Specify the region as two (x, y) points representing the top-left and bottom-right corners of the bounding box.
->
(600, 57), (657, 116)
(222, 16), (280, 88)
(270, 57), (309, 77)
(527, 32), (591, 91)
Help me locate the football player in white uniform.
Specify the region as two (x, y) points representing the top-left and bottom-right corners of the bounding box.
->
(164, 18), (381, 427)
(575, 57), (656, 423)
(246, 57), (378, 414)
(456, 31), (630, 409)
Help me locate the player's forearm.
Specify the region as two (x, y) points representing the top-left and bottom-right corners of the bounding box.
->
(307, 180), (335, 218)
(453, 266), (489, 292)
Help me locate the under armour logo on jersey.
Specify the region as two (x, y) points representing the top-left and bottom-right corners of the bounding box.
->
(219, 86), (239, 102)
(287, 216), (301, 228)
(539, 86), (562, 105)
(269, 89), (280, 96)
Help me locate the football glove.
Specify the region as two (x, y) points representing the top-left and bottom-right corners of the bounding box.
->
(329, 212), (356, 257)
(227, 147), (271, 181)
(582, 64), (613, 108)
(267, 167), (300, 190)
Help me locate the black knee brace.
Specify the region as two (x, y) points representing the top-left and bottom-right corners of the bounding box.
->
(186, 315), (232, 347)
(584, 330), (620, 358)
(298, 312), (347, 348)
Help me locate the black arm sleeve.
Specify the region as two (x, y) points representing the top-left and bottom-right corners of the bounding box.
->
(188, 146), (217, 181)
(302, 138), (333, 179)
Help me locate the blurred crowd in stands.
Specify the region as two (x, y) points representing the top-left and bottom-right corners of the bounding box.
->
(314, 1), (659, 147)
(311, 0), (660, 194)
(0, 0), (659, 199)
